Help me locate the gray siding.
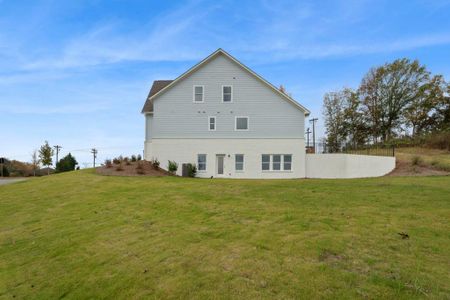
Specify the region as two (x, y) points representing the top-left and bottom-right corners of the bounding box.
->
(150, 54), (305, 139)
(145, 114), (153, 140)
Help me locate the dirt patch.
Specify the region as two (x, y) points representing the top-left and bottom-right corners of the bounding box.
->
(318, 249), (345, 263)
(387, 159), (449, 177)
(96, 161), (169, 177)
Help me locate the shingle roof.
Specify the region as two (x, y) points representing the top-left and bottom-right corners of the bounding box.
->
(141, 80), (173, 113)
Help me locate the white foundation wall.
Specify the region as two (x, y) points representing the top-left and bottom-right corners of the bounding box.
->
(145, 138), (305, 179)
(306, 154), (395, 179)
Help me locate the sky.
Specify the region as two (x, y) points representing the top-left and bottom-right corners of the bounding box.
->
(1, 0), (450, 167)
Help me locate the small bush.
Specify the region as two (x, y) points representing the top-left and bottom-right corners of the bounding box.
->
(136, 161), (145, 174)
(105, 159), (112, 168)
(151, 158), (160, 169)
(113, 157), (121, 164)
(124, 157), (131, 166)
(116, 163), (124, 171)
(168, 160), (178, 175)
(131, 155), (137, 162)
(137, 154), (142, 161)
(186, 163), (197, 178)
(411, 156), (423, 166)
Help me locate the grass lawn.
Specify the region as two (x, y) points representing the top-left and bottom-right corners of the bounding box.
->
(396, 147), (450, 171)
(1, 171), (449, 299)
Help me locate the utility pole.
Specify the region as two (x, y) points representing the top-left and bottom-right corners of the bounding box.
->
(91, 148), (98, 168)
(305, 128), (311, 147)
(309, 118), (318, 152)
(53, 145), (62, 167)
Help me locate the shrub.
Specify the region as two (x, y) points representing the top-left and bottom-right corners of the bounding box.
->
(137, 154), (142, 161)
(131, 155), (137, 162)
(136, 161), (145, 174)
(425, 131), (450, 150)
(116, 163), (124, 171)
(151, 158), (160, 169)
(113, 157), (121, 164)
(186, 163), (197, 177)
(411, 156), (423, 166)
(123, 157), (131, 166)
(105, 159), (112, 168)
(56, 153), (78, 173)
(168, 160), (178, 175)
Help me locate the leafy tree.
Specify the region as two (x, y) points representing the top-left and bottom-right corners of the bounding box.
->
(322, 90), (347, 152)
(359, 59), (430, 142)
(56, 153), (78, 173)
(39, 141), (54, 175)
(30, 149), (40, 176)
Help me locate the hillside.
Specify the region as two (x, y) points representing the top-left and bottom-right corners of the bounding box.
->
(0, 171), (449, 298)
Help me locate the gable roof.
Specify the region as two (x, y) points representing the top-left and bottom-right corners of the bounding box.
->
(141, 49), (310, 116)
(141, 80), (173, 113)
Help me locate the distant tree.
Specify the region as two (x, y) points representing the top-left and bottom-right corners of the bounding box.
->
(322, 90), (347, 152)
(359, 59), (430, 142)
(39, 141), (54, 175)
(56, 153), (78, 173)
(30, 149), (40, 176)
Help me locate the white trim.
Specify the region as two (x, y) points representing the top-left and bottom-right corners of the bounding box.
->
(235, 116), (249, 131)
(208, 116), (216, 131)
(222, 85), (233, 103)
(197, 153), (207, 172)
(261, 154), (294, 172)
(235, 154), (244, 172)
(193, 85), (204, 103)
(146, 49), (310, 116)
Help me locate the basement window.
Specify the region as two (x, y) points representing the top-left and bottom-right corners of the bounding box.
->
(198, 154), (206, 171)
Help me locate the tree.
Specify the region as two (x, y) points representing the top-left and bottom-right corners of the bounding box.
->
(56, 153), (78, 173)
(30, 150), (40, 176)
(39, 141), (54, 175)
(322, 90), (347, 152)
(359, 59), (430, 142)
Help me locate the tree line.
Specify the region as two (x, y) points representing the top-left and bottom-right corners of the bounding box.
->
(322, 58), (450, 151)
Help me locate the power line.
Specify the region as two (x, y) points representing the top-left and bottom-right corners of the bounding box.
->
(91, 148), (98, 168)
(53, 145), (62, 167)
(309, 118), (318, 152)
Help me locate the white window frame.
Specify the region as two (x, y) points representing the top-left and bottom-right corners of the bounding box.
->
(208, 116), (216, 131)
(261, 154), (293, 172)
(197, 154), (207, 172)
(235, 154), (244, 172)
(193, 85), (204, 103)
(235, 116), (249, 131)
(222, 85), (233, 103)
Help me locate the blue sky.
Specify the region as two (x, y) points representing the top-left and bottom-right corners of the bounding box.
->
(2, 0), (450, 167)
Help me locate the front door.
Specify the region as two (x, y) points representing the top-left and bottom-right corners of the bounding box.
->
(216, 154), (225, 176)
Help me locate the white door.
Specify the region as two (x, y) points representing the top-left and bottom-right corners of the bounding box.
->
(216, 154), (225, 176)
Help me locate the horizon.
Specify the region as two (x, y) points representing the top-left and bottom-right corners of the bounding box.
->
(2, 0), (450, 167)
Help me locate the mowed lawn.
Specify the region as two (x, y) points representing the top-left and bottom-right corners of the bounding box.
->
(1, 171), (449, 299)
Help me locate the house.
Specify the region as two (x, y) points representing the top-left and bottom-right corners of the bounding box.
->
(141, 48), (310, 178)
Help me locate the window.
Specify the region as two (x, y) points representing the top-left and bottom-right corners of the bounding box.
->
(222, 85), (233, 102)
(272, 155), (281, 170)
(235, 154), (244, 171)
(193, 85), (204, 102)
(284, 155), (292, 171)
(235, 117), (249, 131)
(209, 116), (216, 131)
(261, 154), (292, 171)
(262, 154), (270, 171)
(198, 154), (206, 171)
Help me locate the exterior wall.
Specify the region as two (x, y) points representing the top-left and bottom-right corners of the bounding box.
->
(145, 114), (153, 140)
(145, 138), (306, 179)
(150, 53), (305, 139)
(306, 154), (395, 179)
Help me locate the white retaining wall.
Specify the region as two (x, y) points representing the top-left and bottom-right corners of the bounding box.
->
(306, 154), (395, 179)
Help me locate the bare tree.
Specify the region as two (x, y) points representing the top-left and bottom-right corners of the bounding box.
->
(31, 149), (40, 176)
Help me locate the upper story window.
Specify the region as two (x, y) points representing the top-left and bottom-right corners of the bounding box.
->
(222, 85), (233, 102)
(193, 85), (204, 103)
(208, 116), (216, 131)
(235, 116), (249, 131)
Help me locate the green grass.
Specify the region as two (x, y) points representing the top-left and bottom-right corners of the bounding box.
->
(1, 171), (449, 299)
(396, 147), (450, 171)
